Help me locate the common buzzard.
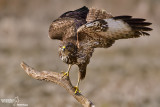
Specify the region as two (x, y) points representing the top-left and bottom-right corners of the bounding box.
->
(49, 6), (152, 93)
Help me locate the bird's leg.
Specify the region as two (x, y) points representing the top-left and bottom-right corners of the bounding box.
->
(74, 72), (81, 94)
(62, 64), (72, 77)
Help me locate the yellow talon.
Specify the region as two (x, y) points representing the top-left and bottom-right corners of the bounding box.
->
(74, 86), (81, 94)
(62, 71), (69, 78)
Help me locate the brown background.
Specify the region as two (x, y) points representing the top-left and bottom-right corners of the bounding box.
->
(0, 0), (160, 107)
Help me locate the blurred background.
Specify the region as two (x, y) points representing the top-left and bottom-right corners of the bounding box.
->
(0, 0), (160, 107)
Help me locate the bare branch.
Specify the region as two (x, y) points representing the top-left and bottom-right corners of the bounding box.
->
(20, 62), (95, 107)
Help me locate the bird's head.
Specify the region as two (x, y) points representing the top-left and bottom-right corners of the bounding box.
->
(59, 42), (77, 55)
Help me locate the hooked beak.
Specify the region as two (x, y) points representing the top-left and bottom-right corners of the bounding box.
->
(62, 48), (65, 52)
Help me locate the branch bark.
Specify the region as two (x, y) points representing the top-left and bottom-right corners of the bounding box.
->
(20, 62), (95, 107)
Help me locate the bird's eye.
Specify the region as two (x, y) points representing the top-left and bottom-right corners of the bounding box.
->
(62, 46), (66, 49)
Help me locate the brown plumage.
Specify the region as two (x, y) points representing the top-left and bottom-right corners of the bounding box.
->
(49, 6), (152, 93)
(86, 7), (112, 22)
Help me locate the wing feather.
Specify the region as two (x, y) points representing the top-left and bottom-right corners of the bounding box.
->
(60, 6), (89, 20)
(49, 18), (76, 40)
(77, 15), (152, 48)
(86, 7), (112, 23)
(49, 6), (89, 41)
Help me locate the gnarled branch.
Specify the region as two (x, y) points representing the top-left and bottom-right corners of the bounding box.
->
(20, 62), (95, 107)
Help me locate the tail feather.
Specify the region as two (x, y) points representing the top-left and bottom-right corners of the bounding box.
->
(79, 70), (86, 80)
(78, 64), (87, 80)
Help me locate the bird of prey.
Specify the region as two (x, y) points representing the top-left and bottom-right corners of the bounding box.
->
(49, 6), (152, 93)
